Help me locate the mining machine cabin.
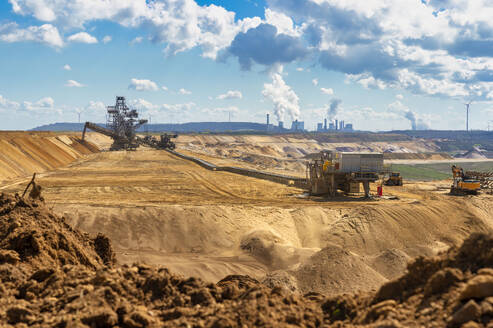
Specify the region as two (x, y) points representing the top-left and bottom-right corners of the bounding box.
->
(307, 151), (387, 198)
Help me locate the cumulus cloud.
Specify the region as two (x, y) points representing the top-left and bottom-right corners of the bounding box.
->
(67, 32), (98, 44)
(21, 97), (55, 111)
(321, 87), (334, 95)
(0, 22), (63, 47)
(128, 78), (159, 91)
(8, 0), (493, 103)
(102, 35), (112, 44)
(264, 0), (493, 100)
(0, 95), (20, 111)
(85, 101), (106, 112)
(161, 85), (168, 91)
(65, 80), (84, 88)
(396, 94), (404, 100)
(312, 79), (318, 86)
(179, 88), (192, 95)
(63, 64), (71, 71)
(217, 90), (242, 100)
(9, 0), (262, 59)
(130, 98), (195, 113)
(228, 24), (307, 70)
(202, 106), (240, 116)
(129, 36), (143, 45)
(262, 66), (300, 122)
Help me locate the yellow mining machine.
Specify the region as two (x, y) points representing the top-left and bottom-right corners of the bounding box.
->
(306, 151), (385, 198)
(450, 165), (481, 195)
(384, 172), (403, 186)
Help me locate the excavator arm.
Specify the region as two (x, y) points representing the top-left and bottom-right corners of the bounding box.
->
(82, 122), (118, 141)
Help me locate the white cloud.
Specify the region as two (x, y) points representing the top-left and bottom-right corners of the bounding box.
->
(312, 78), (318, 86)
(217, 90), (242, 100)
(8, 0), (262, 59)
(264, 8), (301, 37)
(85, 101), (106, 112)
(65, 80), (84, 88)
(63, 64), (71, 71)
(0, 95), (20, 111)
(396, 94), (404, 100)
(320, 87), (334, 95)
(67, 32), (98, 44)
(129, 36), (143, 45)
(128, 78), (159, 91)
(0, 22), (63, 47)
(162, 85), (168, 91)
(102, 35), (112, 44)
(131, 98), (196, 113)
(179, 88), (192, 95)
(22, 97), (55, 111)
(262, 65), (300, 122)
(296, 67), (304, 72)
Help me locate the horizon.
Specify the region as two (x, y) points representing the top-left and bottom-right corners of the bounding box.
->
(1, 1), (493, 131)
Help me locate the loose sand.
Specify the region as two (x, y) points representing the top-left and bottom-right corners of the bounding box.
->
(2, 132), (492, 298)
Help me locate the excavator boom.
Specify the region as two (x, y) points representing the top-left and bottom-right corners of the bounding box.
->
(82, 122), (118, 141)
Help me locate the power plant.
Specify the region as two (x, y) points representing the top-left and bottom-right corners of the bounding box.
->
(264, 114), (354, 133)
(316, 119), (353, 132)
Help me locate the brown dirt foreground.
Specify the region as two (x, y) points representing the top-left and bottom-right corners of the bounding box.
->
(1, 194), (493, 328)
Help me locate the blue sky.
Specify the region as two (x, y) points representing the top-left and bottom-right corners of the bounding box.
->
(0, 0), (492, 131)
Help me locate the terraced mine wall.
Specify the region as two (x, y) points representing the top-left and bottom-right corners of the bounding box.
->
(168, 149), (308, 188)
(0, 132), (100, 183)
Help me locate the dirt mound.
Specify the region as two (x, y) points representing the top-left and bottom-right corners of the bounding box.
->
(0, 193), (110, 270)
(1, 192), (493, 327)
(294, 244), (387, 296)
(322, 233), (493, 327)
(0, 193), (323, 327)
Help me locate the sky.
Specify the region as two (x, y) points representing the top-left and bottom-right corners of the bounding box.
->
(1, 0), (493, 131)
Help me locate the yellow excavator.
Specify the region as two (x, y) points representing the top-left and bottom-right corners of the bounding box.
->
(450, 165), (481, 195)
(384, 172), (403, 186)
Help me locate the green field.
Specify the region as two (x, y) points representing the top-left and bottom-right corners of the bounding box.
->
(391, 162), (493, 181)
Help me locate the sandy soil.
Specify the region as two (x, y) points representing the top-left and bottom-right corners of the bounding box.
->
(0, 131), (111, 183)
(2, 133), (492, 297)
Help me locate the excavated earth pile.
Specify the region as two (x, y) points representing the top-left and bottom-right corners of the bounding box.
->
(1, 192), (493, 327)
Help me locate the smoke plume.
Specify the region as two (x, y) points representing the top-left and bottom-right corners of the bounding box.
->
(262, 66), (300, 122)
(327, 99), (341, 120)
(404, 110), (417, 130)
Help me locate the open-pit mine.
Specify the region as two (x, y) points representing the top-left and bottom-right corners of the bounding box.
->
(1, 130), (493, 327)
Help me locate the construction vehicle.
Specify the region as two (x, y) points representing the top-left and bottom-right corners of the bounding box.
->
(450, 165), (481, 195)
(81, 96), (177, 151)
(141, 133), (177, 150)
(306, 151), (386, 198)
(82, 96), (147, 150)
(384, 172), (403, 186)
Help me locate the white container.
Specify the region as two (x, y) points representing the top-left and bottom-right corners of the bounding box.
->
(339, 153), (384, 173)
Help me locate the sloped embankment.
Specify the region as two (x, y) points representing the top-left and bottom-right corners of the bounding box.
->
(0, 132), (100, 183)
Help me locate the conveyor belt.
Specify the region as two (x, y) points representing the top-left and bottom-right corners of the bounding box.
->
(166, 149), (307, 188)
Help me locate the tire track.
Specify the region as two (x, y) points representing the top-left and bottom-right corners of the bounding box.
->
(184, 171), (247, 200)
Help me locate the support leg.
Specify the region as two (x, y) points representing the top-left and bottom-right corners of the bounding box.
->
(363, 181), (370, 198)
